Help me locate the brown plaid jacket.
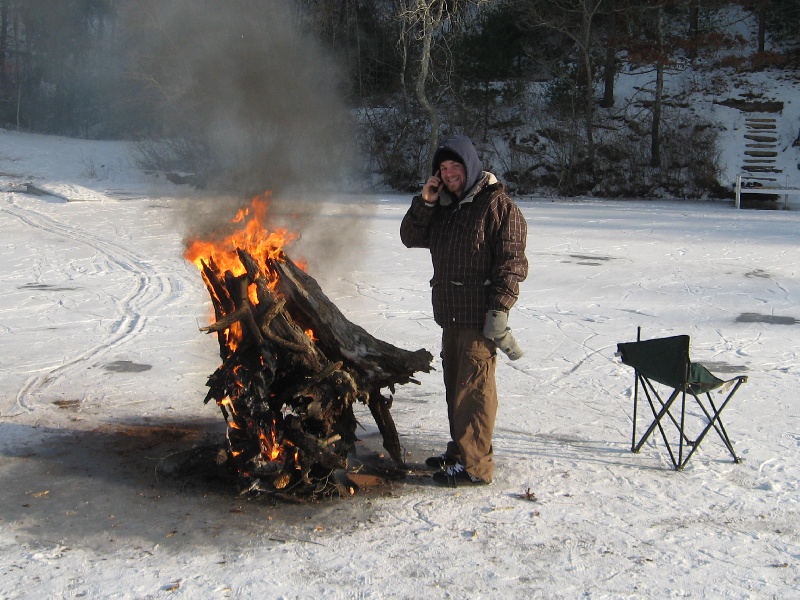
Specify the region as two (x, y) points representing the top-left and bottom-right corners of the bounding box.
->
(400, 174), (528, 329)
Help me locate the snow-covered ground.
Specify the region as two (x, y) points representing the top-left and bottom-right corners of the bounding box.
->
(1, 130), (799, 598)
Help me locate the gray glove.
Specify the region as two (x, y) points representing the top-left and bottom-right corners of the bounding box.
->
(482, 310), (524, 361)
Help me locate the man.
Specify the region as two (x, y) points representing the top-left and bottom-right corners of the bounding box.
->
(400, 134), (528, 487)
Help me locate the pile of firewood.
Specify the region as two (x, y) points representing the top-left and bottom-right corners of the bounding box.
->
(196, 248), (432, 498)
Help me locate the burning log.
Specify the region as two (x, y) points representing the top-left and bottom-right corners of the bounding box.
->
(269, 256), (433, 466)
(187, 196), (433, 499)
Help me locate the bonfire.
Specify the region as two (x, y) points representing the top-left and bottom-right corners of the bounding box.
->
(184, 194), (433, 499)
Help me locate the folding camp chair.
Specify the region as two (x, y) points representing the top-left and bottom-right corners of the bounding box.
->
(616, 329), (748, 470)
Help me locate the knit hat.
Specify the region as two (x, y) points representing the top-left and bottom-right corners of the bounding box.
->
(434, 149), (465, 172)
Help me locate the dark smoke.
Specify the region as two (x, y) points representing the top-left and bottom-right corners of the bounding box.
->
(127, 0), (358, 196)
(126, 0), (371, 272)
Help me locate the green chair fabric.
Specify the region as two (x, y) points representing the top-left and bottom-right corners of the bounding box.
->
(617, 335), (690, 388)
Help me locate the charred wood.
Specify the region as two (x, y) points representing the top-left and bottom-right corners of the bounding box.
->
(194, 248), (432, 498)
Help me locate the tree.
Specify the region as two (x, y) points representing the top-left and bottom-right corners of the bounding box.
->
(397, 0), (449, 168)
(600, 0), (619, 108)
(0, 1), (7, 100)
(650, 3), (665, 167)
(758, 0), (800, 50)
(0, 0), (124, 135)
(295, 0), (403, 101)
(451, 2), (532, 136)
(515, 0), (611, 171)
(394, 0), (493, 170)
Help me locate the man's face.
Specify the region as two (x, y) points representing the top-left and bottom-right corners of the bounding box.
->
(439, 160), (466, 196)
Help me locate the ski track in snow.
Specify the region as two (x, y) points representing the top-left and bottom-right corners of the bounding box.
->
(1, 195), (181, 414)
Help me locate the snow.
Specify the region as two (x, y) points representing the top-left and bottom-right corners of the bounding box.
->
(1, 128), (799, 598)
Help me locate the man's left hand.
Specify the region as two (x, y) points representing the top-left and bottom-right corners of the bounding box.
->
(483, 310), (524, 360)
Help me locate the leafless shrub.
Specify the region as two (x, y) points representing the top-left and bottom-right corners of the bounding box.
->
(357, 106), (430, 191)
(591, 107), (723, 198)
(129, 138), (206, 177)
(79, 152), (111, 180)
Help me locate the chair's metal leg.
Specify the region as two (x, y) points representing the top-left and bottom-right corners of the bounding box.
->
(652, 394), (679, 469)
(707, 393), (739, 462)
(631, 369), (640, 452)
(640, 378), (695, 447)
(686, 377), (747, 465)
(678, 397), (713, 469)
(677, 377), (746, 467)
(632, 379), (670, 451)
(677, 390), (687, 470)
(631, 326), (642, 453)
(633, 379), (682, 468)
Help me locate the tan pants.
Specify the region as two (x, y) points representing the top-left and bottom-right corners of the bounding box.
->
(441, 329), (498, 482)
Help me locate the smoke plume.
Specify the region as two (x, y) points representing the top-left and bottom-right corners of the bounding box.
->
(126, 0), (357, 196)
(125, 0), (370, 271)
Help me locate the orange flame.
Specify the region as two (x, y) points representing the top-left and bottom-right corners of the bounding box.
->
(184, 192), (299, 277)
(218, 396), (237, 416)
(185, 192), (302, 351)
(259, 422), (283, 462)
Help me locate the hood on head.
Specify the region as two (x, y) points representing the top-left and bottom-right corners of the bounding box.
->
(431, 135), (483, 199)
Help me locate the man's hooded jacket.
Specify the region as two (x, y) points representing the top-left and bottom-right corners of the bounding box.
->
(400, 135), (528, 330)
